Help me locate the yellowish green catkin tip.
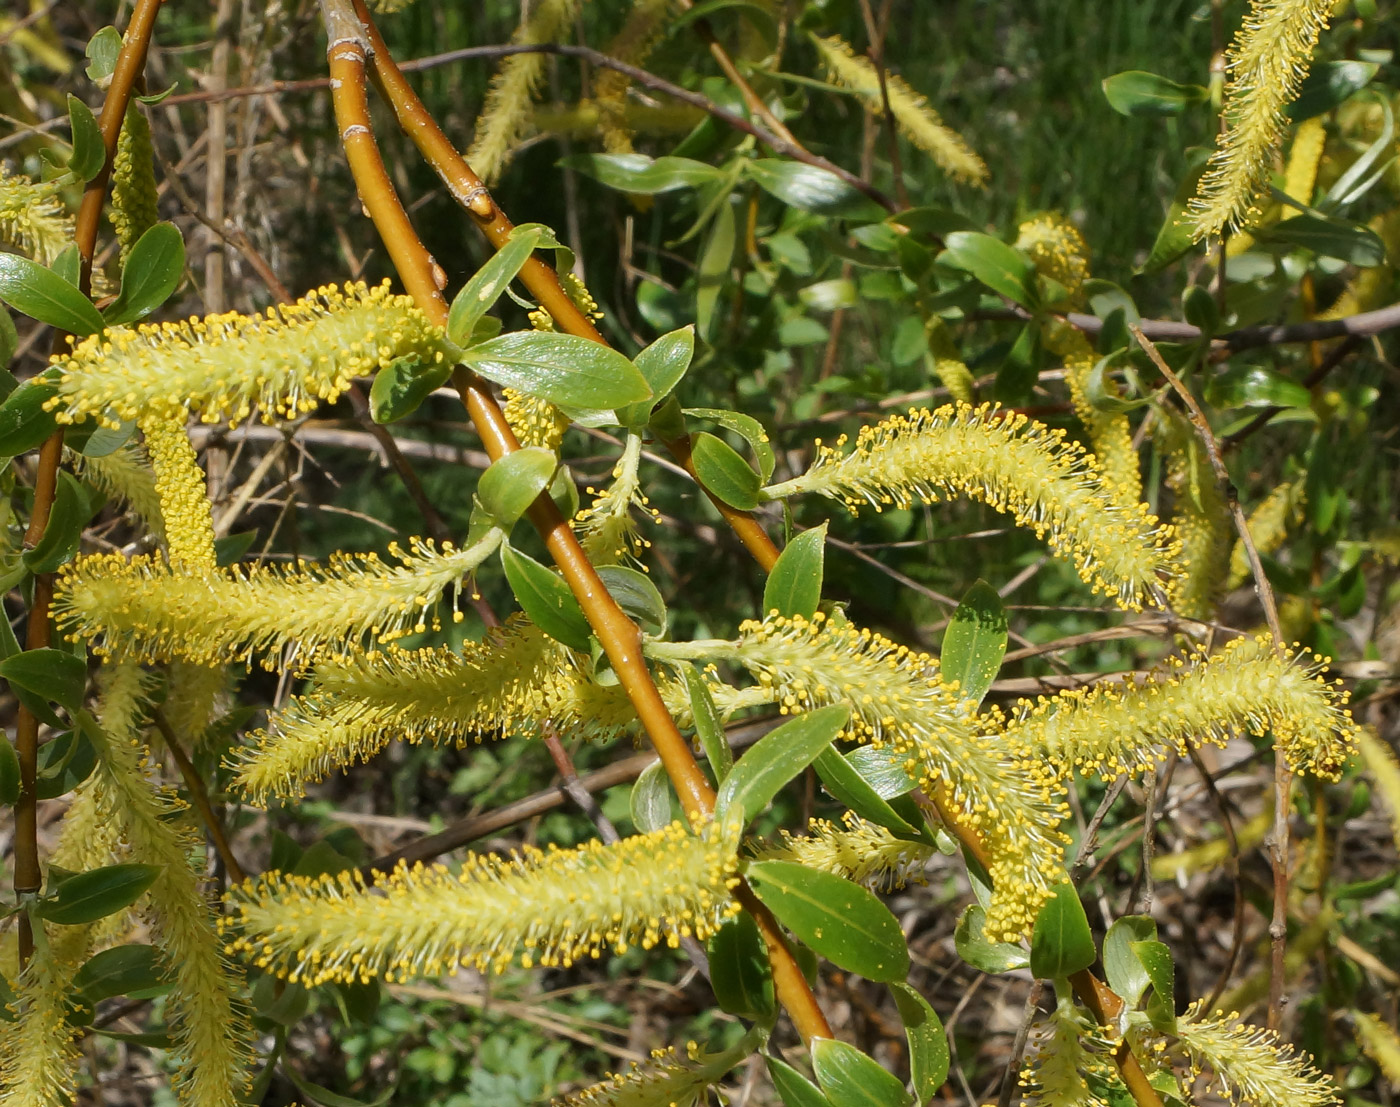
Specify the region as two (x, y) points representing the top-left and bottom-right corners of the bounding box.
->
(0, 932), (84, 1107)
(552, 1043), (731, 1107)
(1015, 213), (1090, 302)
(1158, 411), (1230, 619)
(926, 319), (976, 404)
(761, 811), (936, 891)
(810, 33), (988, 185)
(111, 102), (158, 263)
(140, 414), (216, 571)
(1175, 1002), (1340, 1107)
(1356, 729), (1400, 855)
(1354, 1011), (1400, 1085)
(70, 440), (165, 544)
(223, 817), (743, 984)
(576, 433), (657, 566)
(0, 166), (73, 267)
(46, 279), (447, 429)
(1227, 480), (1302, 588)
(1188, 0), (1336, 239)
(503, 387), (571, 451)
(1018, 998), (1107, 1107)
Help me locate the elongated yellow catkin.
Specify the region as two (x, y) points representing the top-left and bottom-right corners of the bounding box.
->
(224, 817), (742, 983)
(760, 811), (935, 891)
(140, 415), (215, 571)
(1015, 213), (1090, 302)
(1321, 207), (1400, 318)
(926, 319), (976, 404)
(1189, 0), (1336, 237)
(71, 441), (165, 543)
(553, 1042), (735, 1107)
(1357, 729), (1400, 854)
(1005, 634), (1358, 782)
(1159, 411), (1230, 619)
(46, 280), (447, 429)
(0, 930), (85, 1107)
(1175, 1003), (1339, 1107)
(503, 387), (570, 451)
(54, 530), (503, 669)
(1018, 999), (1110, 1107)
(764, 403), (1178, 610)
(576, 433), (658, 566)
(531, 99), (703, 140)
(0, 166), (72, 265)
(111, 102), (158, 262)
(1354, 1012), (1400, 1085)
(1227, 481), (1302, 588)
(810, 33), (988, 185)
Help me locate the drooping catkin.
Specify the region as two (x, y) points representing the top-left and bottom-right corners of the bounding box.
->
(1227, 480), (1302, 588)
(0, 166), (73, 266)
(1353, 1012), (1400, 1085)
(1159, 411), (1231, 619)
(553, 1042), (739, 1107)
(140, 414), (215, 571)
(1188, 0), (1336, 238)
(576, 433), (658, 566)
(0, 931), (86, 1107)
(1357, 729), (1400, 854)
(224, 817), (743, 983)
(1174, 1003), (1340, 1107)
(592, 0), (676, 155)
(926, 319), (976, 404)
(111, 102), (158, 263)
(70, 440), (166, 544)
(1018, 999), (1109, 1107)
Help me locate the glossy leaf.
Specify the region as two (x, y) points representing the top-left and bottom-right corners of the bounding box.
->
(34, 730), (96, 799)
(0, 307), (17, 367)
(768, 1056), (835, 1107)
(104, 223), (185, 326)
(683, 664), (733, 781)
(708, 912), (775, 1021)
(844, 746), (918, 799)
(941, 231), (1037, 309)
(499, 544), (591, 652)
(746, 160), (885, 220)
(73, 945), (170, 1003)
(630, 759), (674, 833)
(746, 859), (910, 982)
(0, 737), (18, 805)
(559, 153), (724, 194)
(368, 355), (452, 424)
(953, 905), (1029, 973)
(1256, 214), (1385, 266)
(24, 470), (87, 574)
(717, 705), (849, 825)
(1289, 60), (1378, 121)
(464, 331), (651, 410)
(1141, 149), (1210, 273)
(1029, 883), (1096, 981)
(446, 225), (541, 346)
(811, 1038), (914, 1107)
(596, 565), (667, 634)
(763, 523), (827, 620)
(476, 447), (556, 525)
(1102, 915), (1157, 1006)
(0, 255), (105, 336)
(283, 1063), (396, 1107)
(940, 580), (1007, 706)
(691, 430), (760, 509)
(1, 646), (87, 715)
(617, 325), (695, 427)
(1204, 364), (1312, 410)
(67, 95), (105, 182)
(813, 748), (924, 840)
(684, 407), (775, 481)
(890, 982), (949, 1102)
(0, 377), (61, 457)
(1101, 71), (1207, 117)
(37, 863), (160, 925)
(1133, 939), (1176, 1031)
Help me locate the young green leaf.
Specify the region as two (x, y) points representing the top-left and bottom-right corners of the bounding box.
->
(746, 860), (910, 983)
(464, 331), (651, 410)
(37, 862), (160, 925)
(446, 225), (542, 346)
(23, 470), (88, 574)
(684, 664), (733, 781)
(35, 729), (96, 798)
(596, 565), (667, 634)
(691, 430), (761, 509)
(559, 153), (725, 194)
(0, 307), (17, 367)
(940, 580), (1007, 706)
(716, 705), (849, 825)
(499, 543), (591, 652)
(889, 983), (950, 1103)
(811, 1038), (914, 1107)
(1289, 59), (1379, 121)
(102, 223), (186, 326)
(0, 255), (105, 336)
(745, 160), (886, 220)
(1029, 883), (1096, 981)
(617, 325), (696, 428)
(941, 231), (1037, 309)
(813, 748), (926, 840)
(67, 94), (105, 182)
(0, 377), (61, 457)
(1133, 939), (1176, 1031)
(1102, 915), (1157, 1005)
(953, 905), (1029, 973)
(768, 1055), (835, 1107)
(73, 945), (171, 1003)
(0, 646), (87, 715)
(476, 447), (557, 526)
(630, 759), (674, 833)
(763, 523), (827, 620)
(684, 407), (775, 481)
(1101, 71), (1208, 117)
(368, 354), (452, 424)
(0, 737), (19, 805)
(844, 746), (918, 800)
(85, 26), (122, 82)
(708, 912), (776, 1022)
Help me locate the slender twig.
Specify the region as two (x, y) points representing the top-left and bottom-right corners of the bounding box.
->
(997, 981), (1044, 1107)
(1188, 745), (1247, 1016)
(150, 709), (246, 884)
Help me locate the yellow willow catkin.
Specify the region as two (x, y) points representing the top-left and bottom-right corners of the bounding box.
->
(1175, 1003), (1339, 1107)
(1356, 729), (1400, 854)
(0, 932), (85, 1107)
(1228, 114), (1329, 256)
(466, 0), (581, 183)
(1189, 0), (1335, 238)
(1159, 411), (1231, 619)
(592, 0), (676, 155)
(760, 811), (936, 891)
(163, 660), (229, 749)
(926, 319), (976, 404)
(223, 816), (743, 984)
(1015, 213), (1090, 302)
(764, 403), (1178, 610)
(70, 441), (165, 544)
(1353, 1012), (1400, 1085)
(0, 166), (72, 265)
(654, 613), (1071, 941)
(53, 529), (503, 669)
(232, 614), (635, 803)
(110, 102), (157, 263)
(1018, 999), (1109, 1107)
(1004, 634), (1358, 782)
(577, 433), (657, 567)
(82, 661), (250, 1107)
(46, 279), (447, 429)
(1228, 480), (1302, 588)
(810, 34), (988, 185)
(140, 414), (215, 571)
(502, 386), (570, 451)
(554, 1042), (737, 1107)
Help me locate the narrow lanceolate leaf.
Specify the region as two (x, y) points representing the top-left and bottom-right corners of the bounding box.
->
(103, 222), (185, 326)
(811, 1038), (914, 1107)
(464, 331), (652, 410)
(37, 863), (160, 925)
(763, 523), (827, 620)
(0, 254), (105, 336)
(708, 912), (776, 1022)
(500, 543), (592, 651)
(226, 817), (743, 983)
(763, 403), (1178, 611)
(1028, 883), (1095, 981)
(691, 430), (761, 509)
(716, 705), (849, 825)
(446, 225), (542, 346)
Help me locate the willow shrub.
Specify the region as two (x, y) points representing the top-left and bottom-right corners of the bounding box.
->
(0, 1), (1397, 1106)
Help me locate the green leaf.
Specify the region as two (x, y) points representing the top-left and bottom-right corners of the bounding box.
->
(368, 354), (452, 424)
(994, 322), (1041, 404)
(763, 523), (826, 620)
(683, 664), (733, 781)
(1255, 214), (1385, 266)
(103, 223), (186, 326)
(940, 581), (1006, 706)
(1180, 285), (1219, 337)
(85, 26), (122, 82)
(1102, 915), (1157, 1006)
(596, 565), (667, 634)
(630, 759), (674, 833)
(0, 378), (61, 457)
(1, 647), (86, 715)
(71, 419), (134, 458)
(476, 447), (556, 526)
(1132, 939), (1176, 1031)
(746, 860), (910, 982)
(0, 255), (105, 336)
(708, 912), (775, 1021)
(767, 1056), (835, 1107)
(0, 738), (19, 805)
(716, 705), (849, 825)
(464, 331), (652, 410)
(684, 407), (775, 481)
(35, 730), (96, 798)
(696, 196), (736, 341)
(1083, 352), (1150, 414)
(953, 905), (1029, 973)
(813, 748), (924, 840)
(446, 226), (542, 346)
(67, 95), (105, 182)
(73, 945), (171, 1003)
(499, 544), (591, 652)
(38, 863), (160, 925)
(283, 1062), (397, 1107)
(617, 325), (695, 428)
(1101, 71), (1208, 116)
(559, 153), (724, 194)
(1289, 60), (1378, 121)
(811, 1038), (914, 1107)
(844, 746), (918, 799)
(1029, 883), (1096, 981)
(24, 470), (88, 574)
(1204, 364), (1311, 410)
(50, 245), (81, 289)
(889, 983), (949, 1103)
(0, 307), (17, 367)
(746, 160), (885, 220)
(691, 430), (760, 509)
(940, 231), (1037, 309)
